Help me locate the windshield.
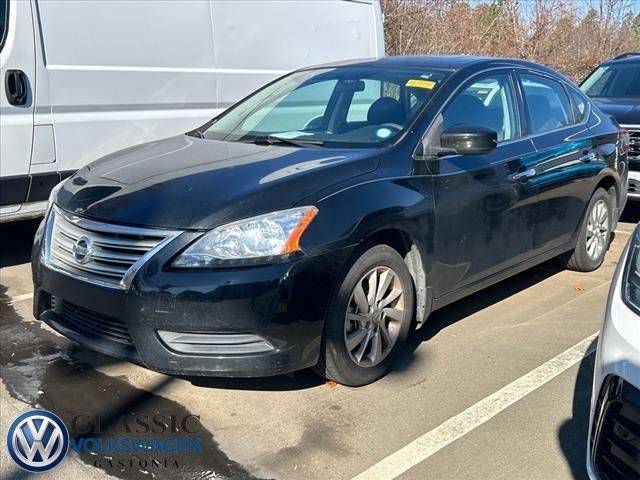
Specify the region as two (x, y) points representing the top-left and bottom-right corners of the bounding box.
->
(581, 64), (640, 98)
(200, 66), (449, 147)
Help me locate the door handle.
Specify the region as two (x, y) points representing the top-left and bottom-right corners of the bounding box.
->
(5, 70), (28, 106)
(580, 152), (597, 163)
(510, 168), (536, 182)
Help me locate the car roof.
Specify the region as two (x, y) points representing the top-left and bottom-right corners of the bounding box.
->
(602, 55), (640, 66)
(303, 55), (567, 79)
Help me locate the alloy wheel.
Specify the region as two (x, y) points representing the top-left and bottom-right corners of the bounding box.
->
(586, 199), (609, 261)
(344, 266), (405, 367)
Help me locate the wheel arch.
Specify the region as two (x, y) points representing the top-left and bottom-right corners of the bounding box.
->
(360, 227), (431, 328)
(305, 178), (436, 326)
(593, 173), (620, 229)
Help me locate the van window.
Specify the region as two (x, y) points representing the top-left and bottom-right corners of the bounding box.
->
(521, 74), (572, 134)
(0, 0), (8, 50)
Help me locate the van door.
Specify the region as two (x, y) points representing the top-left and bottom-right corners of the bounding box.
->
(36, 0), (218, 176)
(0, 0), (36, 212)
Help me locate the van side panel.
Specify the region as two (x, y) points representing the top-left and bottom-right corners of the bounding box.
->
(0, 0), (35, 212)
(212, 0), (384, 109)
(35, 0), (220, 173)
(27, 0), (384, 182)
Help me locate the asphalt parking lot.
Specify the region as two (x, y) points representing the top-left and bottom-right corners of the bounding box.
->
(1, 206), (639, 480)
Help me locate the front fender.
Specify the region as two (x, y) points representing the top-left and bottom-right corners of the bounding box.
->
(302, 177), (433, 253)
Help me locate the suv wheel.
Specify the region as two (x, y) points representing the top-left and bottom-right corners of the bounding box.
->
(315, 244), (415, 386)
(559, 187), (612, 272)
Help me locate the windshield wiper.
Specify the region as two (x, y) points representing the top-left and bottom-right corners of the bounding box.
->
(252, 135), (324, 148)
(187, 129), (205, 139)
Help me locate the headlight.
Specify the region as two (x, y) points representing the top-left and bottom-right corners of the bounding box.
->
(172, 206), (318, 268)
(46, 181), (65, 215)
(622, 227), (640, 314)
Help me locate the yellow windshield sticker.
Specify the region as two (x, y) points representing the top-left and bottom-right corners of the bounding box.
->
(406, 79), (436, 90)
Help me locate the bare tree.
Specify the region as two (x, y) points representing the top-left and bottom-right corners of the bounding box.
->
(381, 0), (640, 81)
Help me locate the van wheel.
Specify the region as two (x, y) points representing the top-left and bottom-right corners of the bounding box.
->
(315, 244), (415, 386)
(558, 188), (611, 272)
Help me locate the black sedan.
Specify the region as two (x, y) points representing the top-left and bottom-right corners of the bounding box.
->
(33, 55), (628, 386)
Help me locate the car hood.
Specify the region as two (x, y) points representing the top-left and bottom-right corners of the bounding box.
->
(592, 98), (640, 125)
(57, 135), (380, 229)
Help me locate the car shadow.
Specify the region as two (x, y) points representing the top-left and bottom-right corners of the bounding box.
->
(557, 339), (597, 480)
(0, 217), (41, 268)
(620, 200), (640, 224)
(394, 260), (565, 373)
(185, 369), (325, 391)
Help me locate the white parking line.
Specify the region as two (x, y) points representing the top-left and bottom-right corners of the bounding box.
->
(8, 292), (33, 304)
(351, 332), (599, 480)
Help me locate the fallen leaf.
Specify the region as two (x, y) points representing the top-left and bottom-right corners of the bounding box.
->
(325, 380), (338, 390)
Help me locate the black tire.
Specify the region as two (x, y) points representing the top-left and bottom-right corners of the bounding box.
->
(558, 188), (612, 272)
(315, 244), (415, 386)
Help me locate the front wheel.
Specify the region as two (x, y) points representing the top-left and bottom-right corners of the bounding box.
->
(315, 244), (415, 386)
(558, 187), (612, 272)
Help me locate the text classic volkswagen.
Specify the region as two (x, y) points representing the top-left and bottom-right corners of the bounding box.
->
(33, 56), (628, 386)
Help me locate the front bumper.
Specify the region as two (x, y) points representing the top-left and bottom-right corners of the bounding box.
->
(32, 220), (351, 377)
(587, 240), (640, 479)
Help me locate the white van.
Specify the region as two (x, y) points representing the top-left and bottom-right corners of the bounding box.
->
(0, 0), (384, 221)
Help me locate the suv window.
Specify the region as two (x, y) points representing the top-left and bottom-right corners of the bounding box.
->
(581, 64), (640, 98)
(441, 74), (519, 142)
(0, 0), (8, 51)
(521, 74), (572, 134)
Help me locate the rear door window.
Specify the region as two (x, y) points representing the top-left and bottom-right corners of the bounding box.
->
(520, 74), (572, 135)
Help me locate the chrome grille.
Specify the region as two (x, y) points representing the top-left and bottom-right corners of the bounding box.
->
(623, 126), (640, 170)
(593, 378), (640, 480)
(44, 206), (181, 289)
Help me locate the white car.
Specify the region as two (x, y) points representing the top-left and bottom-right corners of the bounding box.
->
(588, 224), (640, 479)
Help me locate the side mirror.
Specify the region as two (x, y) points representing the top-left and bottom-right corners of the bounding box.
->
(440, 125), (498, 155)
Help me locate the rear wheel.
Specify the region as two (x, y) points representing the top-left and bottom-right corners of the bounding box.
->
(315, 244), (415, 386)
(558, 188), (611, 272)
